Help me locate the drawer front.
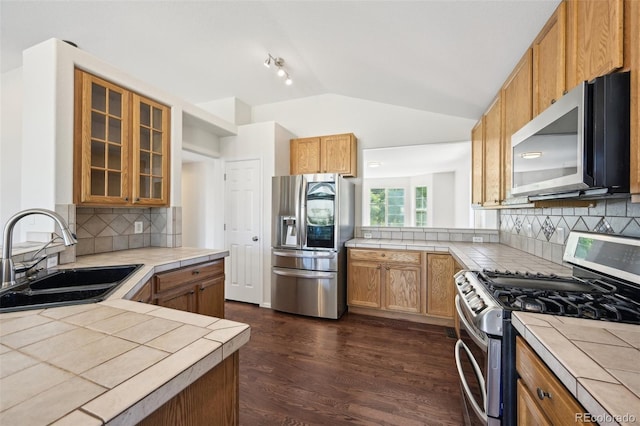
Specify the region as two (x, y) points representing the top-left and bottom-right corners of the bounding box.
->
(349, 248), (421, 264)
(516, 337), (594, 425)
(155, 260), (224, 294)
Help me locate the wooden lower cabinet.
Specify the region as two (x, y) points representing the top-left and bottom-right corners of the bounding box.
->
(347, 248), (456, 325)
(516, 336), (595, 425)
(138, 351), (239, 426)
(426, 254), (456, 318)
(129, 259), (226, 318)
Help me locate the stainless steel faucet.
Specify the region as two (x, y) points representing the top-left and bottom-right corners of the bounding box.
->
(1, 208), (77, 289)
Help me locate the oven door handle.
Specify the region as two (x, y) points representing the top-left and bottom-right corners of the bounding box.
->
(455, 339), (488, 423)
(455, 295), (488, 351)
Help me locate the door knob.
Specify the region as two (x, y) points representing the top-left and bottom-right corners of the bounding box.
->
(252, 236), (259, 241)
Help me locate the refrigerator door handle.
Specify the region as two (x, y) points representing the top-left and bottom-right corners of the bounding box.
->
(273, 250), (336, 259)
(272, 269), (334, 279)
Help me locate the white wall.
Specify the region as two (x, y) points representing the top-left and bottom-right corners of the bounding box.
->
(0, 68), (23, 239)
(182, 158), (224, 249)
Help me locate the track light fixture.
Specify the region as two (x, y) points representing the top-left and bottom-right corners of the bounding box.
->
(264, 53), (292, 86)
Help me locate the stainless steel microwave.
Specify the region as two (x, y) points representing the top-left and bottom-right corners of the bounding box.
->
(510, 72), (630, 199)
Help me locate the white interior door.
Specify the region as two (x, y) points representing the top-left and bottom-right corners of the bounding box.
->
(225, 159), (261, 304)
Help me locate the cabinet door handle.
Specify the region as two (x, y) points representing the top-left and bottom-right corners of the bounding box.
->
(550, 98), (556, 104)
(192, 270), (200, 275)
(536, 388), (551, 400)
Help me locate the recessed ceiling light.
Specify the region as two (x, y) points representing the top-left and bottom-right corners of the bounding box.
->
(520, 152), (542, 159)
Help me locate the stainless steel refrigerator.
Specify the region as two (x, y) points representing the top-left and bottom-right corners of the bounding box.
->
(271, 173), (354, 319)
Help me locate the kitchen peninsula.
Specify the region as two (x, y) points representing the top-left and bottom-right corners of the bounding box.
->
(0, 247), (249, 425)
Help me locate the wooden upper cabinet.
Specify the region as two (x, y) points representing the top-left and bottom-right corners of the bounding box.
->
(483, 96), (503, 206)
(566, 0), (624, 88)
(321, 133), (357, 176)
(471, 119), (484, 206)
(628, 0), (640, 202)
(131, 94), (170, 206)
(502, 49), (533, 200)
(74, 70), (131, 205)
(290, 133), (357, 176)
(290, 137), (321, 175)
(74, 69), (171, 207)
(533, 2), (566, 115)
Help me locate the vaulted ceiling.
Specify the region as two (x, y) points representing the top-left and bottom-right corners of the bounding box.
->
(1, 0), (560, 121)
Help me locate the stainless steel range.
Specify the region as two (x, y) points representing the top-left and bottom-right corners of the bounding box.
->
(454, 231), (640, 426)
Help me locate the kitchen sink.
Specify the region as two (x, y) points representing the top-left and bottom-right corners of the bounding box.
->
(0, 264), (142, 313)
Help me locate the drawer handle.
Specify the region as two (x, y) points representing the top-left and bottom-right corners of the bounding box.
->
(536, 388), (551, 400)
(193, 270), (200, 275)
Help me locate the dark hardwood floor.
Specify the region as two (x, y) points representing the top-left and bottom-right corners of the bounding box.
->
(224, 302), (464, 426)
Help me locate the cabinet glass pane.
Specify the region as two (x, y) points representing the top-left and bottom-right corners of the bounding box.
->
(107, 172), (121, 197)
(152, 154), (162, 176)
(140, 103), (151, 127)
(108, 145), (121, 170)
(108, 91), (121, 117)
(91, 169), (105, 196)
(152, 131), (162, 153)
(140, 127), (150, 150)
(107, 117), (122, 144)
(152, 107), (162, 130)
(140, 151), (150, 174)
(91, 112), (106, 140)
(91, 140), (105, 168)
(152, 177), (162, 199)
(139, 176), (150, 198)
(91, 83), (106, 112)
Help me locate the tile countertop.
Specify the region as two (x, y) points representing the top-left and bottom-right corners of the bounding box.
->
(513, 313), (640, 426)
(345, 238), (572, 274)
(0, 247), (251, 426)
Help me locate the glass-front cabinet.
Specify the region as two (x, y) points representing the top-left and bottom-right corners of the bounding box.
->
(132, 94), (169, 205)
(74, 69), (170, 206)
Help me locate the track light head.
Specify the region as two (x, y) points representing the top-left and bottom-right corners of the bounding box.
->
(264, 54), (292, 86)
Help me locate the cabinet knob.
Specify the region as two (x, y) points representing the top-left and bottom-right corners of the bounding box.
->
(385, 266), (390, 270)
(381, 253), (386, 257)
(550, 99), (556, 104)
(135, 197), (140, 202)
(376, 265), (381, 269)
(190, 290), (195, 295)
(536, 388), (551, 400)
(193, 270), (200, 275)
(125, 197), (129, 201)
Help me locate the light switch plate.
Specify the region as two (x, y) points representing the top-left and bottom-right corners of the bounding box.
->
(556, 227), (565, 244)
(134, 221), (143, 234)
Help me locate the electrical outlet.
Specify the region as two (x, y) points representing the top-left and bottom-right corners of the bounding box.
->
(556, 227), (565, 244)
(472, 236), (483, 243)
(134, 221), (143, 234)
(363, 232), (373, 239)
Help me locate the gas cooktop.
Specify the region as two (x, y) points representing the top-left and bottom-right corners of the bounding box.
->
(477, 269), (640, 324)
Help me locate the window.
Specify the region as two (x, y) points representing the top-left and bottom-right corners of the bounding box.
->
(369, 188), (405, 226)
(415, 186), (427, 226)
